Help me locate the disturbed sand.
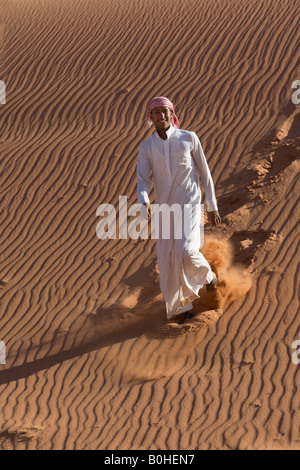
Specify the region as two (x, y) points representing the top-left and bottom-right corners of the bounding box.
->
(0, 0), (299, 450)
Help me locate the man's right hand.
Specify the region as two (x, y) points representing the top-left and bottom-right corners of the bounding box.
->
(207, 210), (221, 227)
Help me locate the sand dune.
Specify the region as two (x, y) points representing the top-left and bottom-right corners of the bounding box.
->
(0, 0), (299, 450)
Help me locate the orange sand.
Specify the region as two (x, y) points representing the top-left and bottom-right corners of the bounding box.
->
(0, 0), (299, 450)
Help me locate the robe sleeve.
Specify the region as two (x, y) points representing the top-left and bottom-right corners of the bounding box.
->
(137, 142), (151, 204)
(191, 132), (218, 212)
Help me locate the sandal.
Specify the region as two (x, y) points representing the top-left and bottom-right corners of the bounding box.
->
(206, 276), (219, 291)
(206, 274), (219, 308)
(179, 310), (195, 324)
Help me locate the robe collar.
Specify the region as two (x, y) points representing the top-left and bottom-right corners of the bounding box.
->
(155, 125), (175, 140)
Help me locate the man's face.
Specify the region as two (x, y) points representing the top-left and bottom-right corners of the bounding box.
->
(150, 107), (173, 131)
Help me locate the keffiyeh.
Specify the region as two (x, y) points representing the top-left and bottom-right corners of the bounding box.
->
(146, 96), (180, 128)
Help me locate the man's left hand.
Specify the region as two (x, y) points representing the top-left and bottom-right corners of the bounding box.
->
(207, 210), (221, 227)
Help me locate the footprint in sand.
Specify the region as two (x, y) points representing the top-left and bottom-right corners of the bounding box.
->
(0, 425), (44, 442)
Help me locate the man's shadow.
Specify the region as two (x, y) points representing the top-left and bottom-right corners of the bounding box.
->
(1, 228), (261, 387)
(0, 252), (226, 385)
(0, 259), (168, 385)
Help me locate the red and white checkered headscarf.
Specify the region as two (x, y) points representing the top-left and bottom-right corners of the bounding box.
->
(146, 96), (180, 129)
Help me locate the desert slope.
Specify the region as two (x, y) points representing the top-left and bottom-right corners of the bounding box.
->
(0, 0), (299, 450)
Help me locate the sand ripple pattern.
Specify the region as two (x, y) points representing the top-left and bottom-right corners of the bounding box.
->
(0, 0), (299, 449)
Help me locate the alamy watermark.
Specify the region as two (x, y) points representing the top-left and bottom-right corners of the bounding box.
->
(291, 340), (300, 365)
(0, 81), (6, 104)
(0, 340), (6, 364)
(96, 196), (205, 244)
(291, 80), (300, 105)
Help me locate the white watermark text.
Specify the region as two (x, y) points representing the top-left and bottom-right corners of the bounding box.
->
(0, 81), (6, 104)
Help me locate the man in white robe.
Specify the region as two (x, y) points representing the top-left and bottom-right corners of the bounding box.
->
(137, 97), (221, 322)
